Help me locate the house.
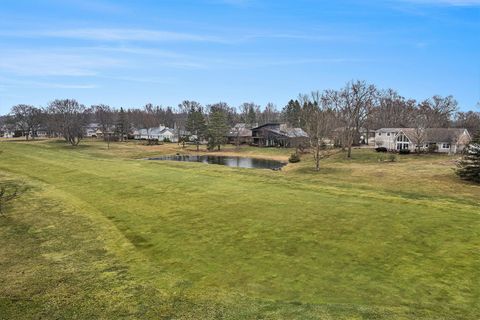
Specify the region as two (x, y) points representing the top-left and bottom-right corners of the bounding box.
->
(31, 127), (49, 138)
(375, 128), (471, 153)
(227, 123), (253, 145)
(85, 123), (101, 138)
(134, 126), (178, 142)
(0, 126), (14, 138)
(252, 123), (309, 148)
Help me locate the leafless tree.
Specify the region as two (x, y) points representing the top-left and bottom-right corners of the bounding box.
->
(142, 104), (159, 140)
(47, 99), (89, 146)
(418, 95), (458, 128)
(455, 111), (480, 136)
(9, 104), (43, 140)
(372, 89), (416, 128)
(260, 103), (279, 125)
(93, 104), (115, 141)
(301, 91), (338, 171)
(327, 80), (378, 158)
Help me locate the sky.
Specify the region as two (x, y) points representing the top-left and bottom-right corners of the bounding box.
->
(0, 0), (479, 113)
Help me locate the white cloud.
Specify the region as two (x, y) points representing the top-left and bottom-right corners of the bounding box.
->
(0, 50), (122, 76)
(0, 28), (223, 43)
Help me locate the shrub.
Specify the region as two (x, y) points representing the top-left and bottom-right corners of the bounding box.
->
(399, 149), (411, 155)
(428, 144), (438, 153)
(375, 147), (388, 153)
(388, 154), (397, 162)
(288, 153), (301, 163)
(163, 137), (171, 143)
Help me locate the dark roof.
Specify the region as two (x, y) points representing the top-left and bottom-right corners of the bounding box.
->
(252, 123), (281, 130)
(400, 128), (469, 143)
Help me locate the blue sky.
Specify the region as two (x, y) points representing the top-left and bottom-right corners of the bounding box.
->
(0, 0), (479, 113)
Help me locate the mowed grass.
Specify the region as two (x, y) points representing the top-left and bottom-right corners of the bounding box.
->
(0, 139), (479, 319)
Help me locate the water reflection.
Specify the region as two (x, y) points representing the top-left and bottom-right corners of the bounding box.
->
(148, 155), (286, 170)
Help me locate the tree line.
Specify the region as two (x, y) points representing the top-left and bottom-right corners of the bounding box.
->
(1, 80), (479, 155)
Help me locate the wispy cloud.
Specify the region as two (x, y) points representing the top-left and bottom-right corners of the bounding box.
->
(0, 28), (223, 43)
(0, 50), (122, 76)
(0, 76), (97, 89)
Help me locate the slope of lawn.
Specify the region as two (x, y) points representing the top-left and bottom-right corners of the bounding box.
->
(0, 139), (479, 319)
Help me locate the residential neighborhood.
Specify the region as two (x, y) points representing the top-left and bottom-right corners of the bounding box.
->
(1, 1), (479, 319)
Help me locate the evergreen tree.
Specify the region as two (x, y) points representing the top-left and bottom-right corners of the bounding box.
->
(282, 99), (303, 127)
(246, 105), (257, 127)
(207, 106), (229, 151)
(115, 107), (129, 141)
(186, 105), (206, 151)
(457, 131), (480, 183)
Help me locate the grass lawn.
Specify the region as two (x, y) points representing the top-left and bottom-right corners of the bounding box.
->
(0, 139), (479, 319)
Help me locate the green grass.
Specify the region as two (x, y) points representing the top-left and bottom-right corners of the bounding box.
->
(0, 139), (479, 319)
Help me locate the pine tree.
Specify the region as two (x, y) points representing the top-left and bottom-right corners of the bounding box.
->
(207, 107), (229, 151)
(457, 131), (480, 183)
(186, 105), (206, 151)
(246, 105), (257, 127)
(282, 100), (303, 127)
(115, 107), (129, 142)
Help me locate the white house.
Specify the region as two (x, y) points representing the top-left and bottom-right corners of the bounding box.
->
(1, 126), (14, 138)
(375, 128), (471, 154)
(134, 126), (178, 142)
(85, 123), (101, 138)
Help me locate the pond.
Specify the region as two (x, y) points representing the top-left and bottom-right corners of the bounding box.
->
(148, 155), (286, 170)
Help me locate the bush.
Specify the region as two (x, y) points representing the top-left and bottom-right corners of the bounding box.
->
(288, 153), (301, 163)
(378, 154), (397, 162)
(163, 137), (171, 143)
(399, 149), (411, 155)
(375, 147), (388, 153)
(428, 144), (438, 153)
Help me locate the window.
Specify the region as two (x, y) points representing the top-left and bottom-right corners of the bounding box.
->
(387, 133), (391, 136)
(396, 133), (410, 150)
(378, 132), (382, 136)
(442, 143), (451, 149)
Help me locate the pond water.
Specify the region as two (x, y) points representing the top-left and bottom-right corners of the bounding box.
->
(148, 155), (286, 170)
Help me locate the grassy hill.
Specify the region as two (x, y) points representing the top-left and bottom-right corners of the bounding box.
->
(0, 139), (478, 319)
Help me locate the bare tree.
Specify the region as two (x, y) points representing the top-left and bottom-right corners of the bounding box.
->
(47, 99), (89, 146)
(372, 89), (416, 128)
(455, 111), (480, 136)
(10, 105), (43, 140)
(142, 104), (159, 140)
(93, 104), (114, 141)
(418, 95), (458, 128)
(330, 80), (378, 158)
(302, 91), (338, 171)
(260, 103), (279, 125)
(240, 102), (259, 128)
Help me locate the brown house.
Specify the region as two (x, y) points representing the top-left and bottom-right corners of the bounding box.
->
(227, 123), (253, 145)
(252, 123), (309, 148)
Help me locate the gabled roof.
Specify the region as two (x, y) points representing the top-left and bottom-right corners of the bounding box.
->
(397, 128), (469, 143)
(376, 128), (405, 133)
(228, 123), (252, 137)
